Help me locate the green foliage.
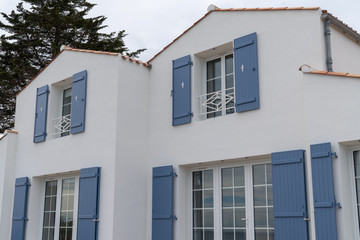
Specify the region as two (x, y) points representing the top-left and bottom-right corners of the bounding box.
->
(0, 0), (145, 133)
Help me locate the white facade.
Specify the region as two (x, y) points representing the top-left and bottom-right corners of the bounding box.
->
(1, 7), (360, 240)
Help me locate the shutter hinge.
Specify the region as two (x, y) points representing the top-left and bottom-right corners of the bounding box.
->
(189, 61), (193, 66)
(331, 152), (338, 158)
(190, 112), (194, 117)
(44, 132), (47, 137)
(336, 202), (342, 209)
(172, 172), (178, 177)
(35, 113), (38, 118)
(170, 90), (174, 97)
(171, 215), (178, 220)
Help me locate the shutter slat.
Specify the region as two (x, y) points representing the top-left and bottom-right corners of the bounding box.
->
(310, 142), (338, 240)
(77, 167), (101, 240)
(152, 165), (174, 240)
(34, 85), (49, 143)
(11, 177), (30, 240)
(234, 32), (260, 113)
(70, 70), (87, 134)
(172, 55), (191, 126)
(272, 150), (309, 240)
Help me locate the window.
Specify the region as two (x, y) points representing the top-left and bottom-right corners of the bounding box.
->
(354, 151), (360, 230)
(42, 177), (79, 240)
(61, 88), (72, 137)
(200, 54), (235, 118)
(192, 163), (273, 240)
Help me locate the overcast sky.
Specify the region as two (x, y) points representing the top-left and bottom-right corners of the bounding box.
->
(0, 0), (359, 62)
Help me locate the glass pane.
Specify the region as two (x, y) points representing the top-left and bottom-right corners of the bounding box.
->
(204, 229), (214, 240)
(46, 181), (57, 196)
(222, 168), (233, 187)
(254, 186), (266, 206)
(234, 167), (244, 187)
(225, 55), (234, 74)
(254, 207), (267, 228)
(269, 229), (274, 240)
(223, 229), (234, 240)
(225, 75), (234, 89)
(222, 189), (233, 207)
(193, 210), (203, 227)
(222, 209), (234, 227)
(268, 207), (274, 228)
(234, 188), (245, 207)
(204, 210), (214, 227)
(253, 165), (265, 185)
(207, 58), (221, 79)
(61, 196), (68, 210)
(204, 170), (213, 189)
(63, 88), (72, 104)
(255, 229), (268, 240)
(207, 79), (221, 93)
(204, 190), (213, 208)
(67, 211), (74, 227)
(266, 164), (272, 184)
(42, 228), (48, 240)
(60, 212), (67, 227)
(62, 105), (71, 116)
(267, 186), (273, 205)
(193, 229), (203, 240)
(68, 195), (74, 211)
(66, 228), (73, 240)
(235, 229), (246, 240)
(354, 151), (360, 176)
(45, 196), (57, 211)
(193, 172), (202, 189)
(193, 191), (202, 208)
(59, 228), (66, 240)
(235, 208), (246, 228)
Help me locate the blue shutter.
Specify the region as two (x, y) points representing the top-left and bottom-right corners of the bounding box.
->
(34, 85), (49, 143)
(11, 177), (30, 240)
(310, 142), (338, 240)
(77, 167), (101, 240)
(70, 70), (87, 134)
(172, 55), (191, 126)
(234, 32), (260, 112)
(152, 166), (174, 240)
(271, 150), (309, 240)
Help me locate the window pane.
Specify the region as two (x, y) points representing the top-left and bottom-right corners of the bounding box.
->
(193, 172), (202, 189)
(222, 209), (234, 228)
(193, 229), (203, 240)
(223, 229), (234, 240)
(204, 190), (213, 208)
(207, 58), (221, 79)
(254, 207), (267, 228)
(235, 229), (246, 240)
(266, 164), (272, 184)
(222, 168), (233, 187)
(63, 88), (72, 104)
(222, 189), (233, 207)
(225, 55), (234, 74)
(235, 208), (246, 228)
(254, 186), (266, 206)
(269, 229), (274, 240)
(253, 165), (265, 185)
(255, 229), (268, 240)
(234, 188), (245, 207)
(204, 229), (214, 240)
(267, 186), (273, 205)
(234, 167), (244, 187)
(193, 210), (203, 227)
(268, 207), (274, 228)
(204, 170), (213, 188)
(204, 210), (214, 227)
(193, 191), (202, 208)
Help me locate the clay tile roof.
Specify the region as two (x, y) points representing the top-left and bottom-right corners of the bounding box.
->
(299, 64), (360, 78)
(0, 130), (18, 141)
(322, 10), (360, 40)
(147, 7), (320, 63)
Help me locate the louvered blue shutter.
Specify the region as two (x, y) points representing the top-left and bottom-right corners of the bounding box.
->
(70, 70), (87, 134)
(34, 85), (49, 143)
(152, 166), (174, 240)
(234, 32), (260, 112)
(271, 150), (309, 240)
(77, 167), (101, 240)
(11, 177), (30, 240)
(172, 55), (191, 126)
(310, 142), (338, 240)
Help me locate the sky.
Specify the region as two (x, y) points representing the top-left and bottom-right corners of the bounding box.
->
(0, 0), (359, 62)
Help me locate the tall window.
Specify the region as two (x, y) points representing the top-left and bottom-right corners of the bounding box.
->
(42, 177), (78, 240)
(192, 163), (273, 240)
(61, 88), (72, 137)
(202, 54), (235, 118)
(354, 151), (360, 230)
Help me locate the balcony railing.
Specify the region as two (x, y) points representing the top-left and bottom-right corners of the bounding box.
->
(53, 114), (71, 136)
(199, 87), (235, 116)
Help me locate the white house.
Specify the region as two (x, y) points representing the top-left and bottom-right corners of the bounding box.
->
(1, 6), (360, 240)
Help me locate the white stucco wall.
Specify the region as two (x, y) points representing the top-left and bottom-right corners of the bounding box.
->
(0, 132), (17, 240)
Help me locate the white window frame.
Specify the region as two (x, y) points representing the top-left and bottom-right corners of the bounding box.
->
(40, 175), (80, 240)
(190, 159), (273, 240)
(200, 51), (235, 119)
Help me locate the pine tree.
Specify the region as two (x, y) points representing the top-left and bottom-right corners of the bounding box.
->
(0, 0), (145, 133)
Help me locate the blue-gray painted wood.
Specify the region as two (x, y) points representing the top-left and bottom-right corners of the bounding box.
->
(11, 177), (29, 240)
(70, 70), (87, 134)
(272, 150), (309, 240)
(33, 85), (49, 143)
(77, 167), (101, 240)
(152, 166), (174, 240)
(310, 142), (338, 240)
(234, 32), (260, 113)
(172, 55), (191, 126)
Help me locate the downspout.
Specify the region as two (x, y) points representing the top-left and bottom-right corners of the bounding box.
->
(324, 19), (334, 72)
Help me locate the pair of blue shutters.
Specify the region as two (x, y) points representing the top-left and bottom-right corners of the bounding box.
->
(172, 32), (259, 126)
(10, 167), (100, 240)
(272, 143), (338, 240)
(33, 70), (87, 143)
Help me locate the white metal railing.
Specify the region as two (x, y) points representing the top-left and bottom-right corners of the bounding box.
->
(53, 114), (71, 136)
(199, 87), (235, 116)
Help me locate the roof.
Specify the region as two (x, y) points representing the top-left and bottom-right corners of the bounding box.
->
(147, 7), (360, 63)
(16, 46), (149, 96)
(0, 130), (18, 141)
(299, 64), (360, 78)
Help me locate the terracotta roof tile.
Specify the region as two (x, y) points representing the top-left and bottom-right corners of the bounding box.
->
(148, 7), (320, 63)
(0, 130), (18, 141)
(299, 64), (360, 78)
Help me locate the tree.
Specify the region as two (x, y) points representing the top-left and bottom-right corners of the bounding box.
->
(0, 0), (145, 133)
